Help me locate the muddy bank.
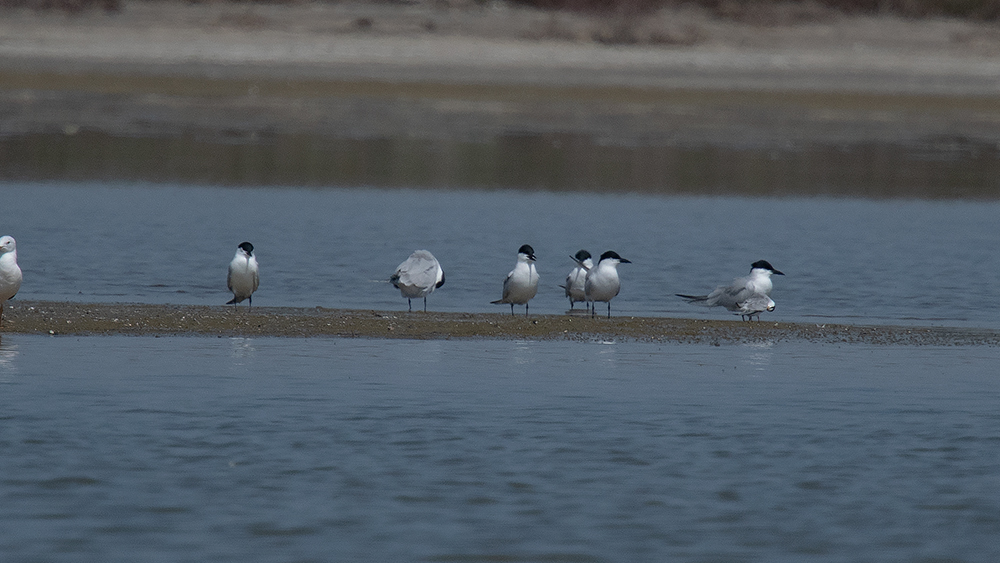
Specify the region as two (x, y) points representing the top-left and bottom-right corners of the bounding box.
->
(1, 1), (999, 149)
(2, 2), (999, 195)
(2, 301), (997, 345)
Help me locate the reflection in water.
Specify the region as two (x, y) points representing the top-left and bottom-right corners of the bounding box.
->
(2, 131), (998, 198)
(229, 337), (257, 366)
(512, 340), (534, 366)
(741, 340), (775, 372)
(0, 338), (19, 381)
(397, 339), (444, 367)
(598, 340), (618, 367)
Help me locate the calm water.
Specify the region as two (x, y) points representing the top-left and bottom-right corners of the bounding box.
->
(1, 182), (999, 327)
(2, 182), (999, 561)
(1, 335), (999, 562)
(3, 131), (999, 198)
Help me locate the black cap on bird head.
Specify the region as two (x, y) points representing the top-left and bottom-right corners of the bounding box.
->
(599, 250), (631, 264)
(517, 245), (536, 260)
(238, 242), (254, 255)
(573, 249), (592, 262)
(751, 260), (783, 275)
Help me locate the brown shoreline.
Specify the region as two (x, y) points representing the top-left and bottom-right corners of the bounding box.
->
(2, 301), (997, 346)
(2, 1), (1000, 149)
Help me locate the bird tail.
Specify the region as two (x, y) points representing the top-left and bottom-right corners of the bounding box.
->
(227, 296), (245, 305)
(676, 293), (709, 304)
(490, 299), (505, 304)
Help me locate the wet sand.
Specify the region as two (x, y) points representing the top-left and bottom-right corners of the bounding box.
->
(3, 301), (997, 346)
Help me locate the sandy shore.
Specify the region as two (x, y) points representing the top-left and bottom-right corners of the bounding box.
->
(1, 1), (999, 146)
(2, 301), (997, 345)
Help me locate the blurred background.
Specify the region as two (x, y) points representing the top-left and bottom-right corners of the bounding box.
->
(1, 0), (999, 322)
(1, 0), (998, 196)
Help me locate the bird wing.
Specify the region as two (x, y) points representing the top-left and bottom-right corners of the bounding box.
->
(704, 276), (755, 310)
(737, 294), (775, 314)
(227, 264), (234, 292)
(500, 269), (515, 302)
(394, 253), (439, 290)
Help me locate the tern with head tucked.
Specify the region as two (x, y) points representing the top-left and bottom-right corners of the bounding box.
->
(491, 244), (539, 316)
(585, 250), (631, 318)
(736, 294), (777, 322)
(676, 260), (784, 321)
(560, 249), (592, 311)
(227, 241), (259, 310)
(390, 249), (445, 312)
(0, 236), (22, 329)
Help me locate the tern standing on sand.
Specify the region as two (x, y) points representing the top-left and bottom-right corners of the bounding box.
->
(560, 249), (592, 311)
(676, 260), (784, 321)
(492, 244), (539, 316)
(227, 241), (259, 310)
(390, 249), (445, 312)
(0, 236), (22, 329)
(584, 250), (631, 318)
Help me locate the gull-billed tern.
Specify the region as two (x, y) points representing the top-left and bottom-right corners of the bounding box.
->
(390, 249), (445, 312)
(491, 244), (539, 316)
(676, 260), (784, 321)
(227, 241), (259, 310)
(585, 250), (631, 318)
(0, 236), (22, 329)
(560, 249), (592, 311)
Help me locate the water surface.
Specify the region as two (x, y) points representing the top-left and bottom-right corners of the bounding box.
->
(1, 182), (998, 328)
(1, 335), (998, 562)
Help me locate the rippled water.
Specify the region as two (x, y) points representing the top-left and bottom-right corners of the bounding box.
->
(2, 182), (999, 328)
(1, 335), (998, 562)
(3, 181), (999, 561)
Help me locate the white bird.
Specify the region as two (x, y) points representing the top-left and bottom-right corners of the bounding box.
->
(390, 250), (445, 312)
(676, 260), (784, 321)
(0, 236), (22, 330)
(491, 244), (539, 316)
(737, 294), (776, 322)
(585, 250), (631, 318)
(227, 241), (259, 310)
(559, 249), (592, 311)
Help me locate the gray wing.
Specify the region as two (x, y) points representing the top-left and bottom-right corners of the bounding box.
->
(252, 267), (260, 293)
(706, 276), (754, 310)
(491, 269), (515, 304)
(501, 269), (514, 302)
(394, 251), (440, 290)
(227, 263), (234, 292)
(738, 294), (775, 315)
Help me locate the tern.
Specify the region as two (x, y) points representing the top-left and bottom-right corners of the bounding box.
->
(736, 294), (777, 322)
(491, 244), (539, 316)
(0, 236), (22, 329)
(585, 250), (631, 318)
(676, 260), (784, 321)
(390, 249), (445, 312)
(559, 249), (592, 311)
(227, 241), (259, 310)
